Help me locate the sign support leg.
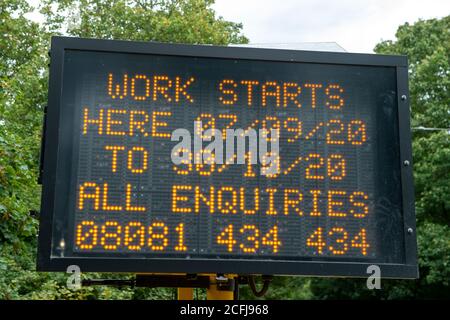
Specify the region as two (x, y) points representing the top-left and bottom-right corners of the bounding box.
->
(177, 287), (194, 300)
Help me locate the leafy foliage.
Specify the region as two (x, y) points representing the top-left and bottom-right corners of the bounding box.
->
(41, 0), (248, 45)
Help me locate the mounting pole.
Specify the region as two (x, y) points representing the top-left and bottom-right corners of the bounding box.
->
(177, 287), (194, 300)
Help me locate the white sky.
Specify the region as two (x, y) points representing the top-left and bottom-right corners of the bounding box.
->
(25, 0), (449, 53)
(213, 0), (450, 53)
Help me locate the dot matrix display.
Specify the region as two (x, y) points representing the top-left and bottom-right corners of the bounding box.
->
(37, 37), (418, 277)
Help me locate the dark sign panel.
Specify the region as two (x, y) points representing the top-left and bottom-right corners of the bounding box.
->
(37, 37), (418, 277)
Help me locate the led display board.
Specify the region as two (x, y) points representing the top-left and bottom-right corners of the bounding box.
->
(37, 37), (418, 277)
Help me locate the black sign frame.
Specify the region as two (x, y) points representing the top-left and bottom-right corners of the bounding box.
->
(37, 36), (418, 278)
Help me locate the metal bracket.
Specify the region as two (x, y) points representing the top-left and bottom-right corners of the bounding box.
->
(135, 274), (210, 288)
(82, 279), (135, 287)
(214, 274), (235, 292)
(82, 274), (211, 289)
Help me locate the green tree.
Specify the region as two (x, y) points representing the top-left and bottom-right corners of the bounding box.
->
(0, 0), (247, 299)
(309, 16), (450, 299)
(41, 0), (248, 45)
(0, 0), (49, 299)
